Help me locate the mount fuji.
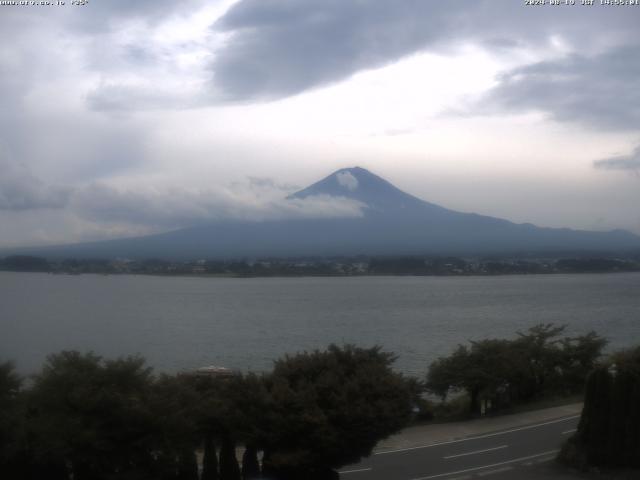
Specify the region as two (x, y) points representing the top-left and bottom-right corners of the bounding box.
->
(7, 167), (640, 259)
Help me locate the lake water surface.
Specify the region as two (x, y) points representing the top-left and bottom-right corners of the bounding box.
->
(1, 272), (639, 376)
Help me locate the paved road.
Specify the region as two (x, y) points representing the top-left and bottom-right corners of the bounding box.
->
(339, 414), (580, 480)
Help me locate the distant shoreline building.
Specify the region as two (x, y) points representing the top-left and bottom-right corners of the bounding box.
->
(191, 365), (236, 378)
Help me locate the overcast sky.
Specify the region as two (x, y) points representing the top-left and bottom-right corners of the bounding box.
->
(1, 0), (639, 248)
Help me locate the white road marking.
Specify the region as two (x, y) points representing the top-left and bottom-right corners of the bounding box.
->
(375, 415), (579, 455)
(410, 449), (560, 480)
(532, 456), (555, 464)
(339, 467), (372, 474)
(477, 466), (513, 476)
(443, 445), (508, 459)
(561, 429), (577, 435)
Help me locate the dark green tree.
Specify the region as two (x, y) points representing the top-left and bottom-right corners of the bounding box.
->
(260, 345), (415, 478)
(219, 437), (241, 480)
(558, 331), (608, 394)
(26, 351), (159, 479)
(0, 362), (26, 479)
(176, 449), (199, 480)
(427, 340), (514, 414)
(149, 374), (202, 479)
(241, 445), (260, 480)
(201, 434), (219, 480)
(606, 347), (640, 468)
(512, 323), (566, 399)
(562, 346), (640, 469)
(427, 324), (607, 415)
(192, 373), (263, 480)
(426, 345), (470, 401)
(578, 367), (612, 466)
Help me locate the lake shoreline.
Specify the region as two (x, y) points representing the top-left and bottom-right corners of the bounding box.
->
(3, 269), (640, 280)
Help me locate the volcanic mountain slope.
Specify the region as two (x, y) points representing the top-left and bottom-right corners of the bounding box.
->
(8, 167), (640, 259)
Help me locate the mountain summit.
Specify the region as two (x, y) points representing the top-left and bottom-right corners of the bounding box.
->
(290, 167), (432, 212)
(7, 167), (640, 259)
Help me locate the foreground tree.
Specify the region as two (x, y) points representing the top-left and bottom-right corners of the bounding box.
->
(201, 434), (219, 480)
(426, 324), (606, 415)
(558, 331), (609, 394)
(426, 340), (514, 414)
(260, 345), (416, 479)
(2, 346), (418, 479)
(19, 352), (209, 480)
(219, 438), (241, 480)
(241, 445), (260, 479)
(149, 374), (202, 480)
(0, 362), (25, 478)
(560, 346), (640, 470)
(192, 372), (269, 480)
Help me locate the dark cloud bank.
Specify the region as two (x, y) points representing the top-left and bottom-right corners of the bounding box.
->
(479, 47), (640, 131)
(22, 0), (636, 130)
(0, 157), (70, 211)
(594, 145), (640, 172)
(211, 0), (639, 109)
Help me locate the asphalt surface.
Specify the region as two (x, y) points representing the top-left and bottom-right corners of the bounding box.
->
(339, 414), (580, 480)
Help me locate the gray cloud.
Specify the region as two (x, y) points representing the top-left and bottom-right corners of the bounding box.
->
(594, 145), (640, 173)
(0, 155), (70, 211)
(85, 84), (192, 113)
(65, 0), (208, 33)
(211, 0), (454, 101)
(0, 0), (207, 37)
(477, 47), (640, 130)
(211, 0), (639, 102)
(245, 176), (300, 191)
(0, 13), (149, 181)
(0, 174), (364, 247)
(0, 0), (212, 115)
(71, 179), (364, 230)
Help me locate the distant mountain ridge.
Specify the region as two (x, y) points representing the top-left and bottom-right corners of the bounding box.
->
(4, 167), (640, 259)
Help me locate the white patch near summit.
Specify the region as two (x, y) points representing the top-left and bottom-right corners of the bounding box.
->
(336, 171), (359, 191)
